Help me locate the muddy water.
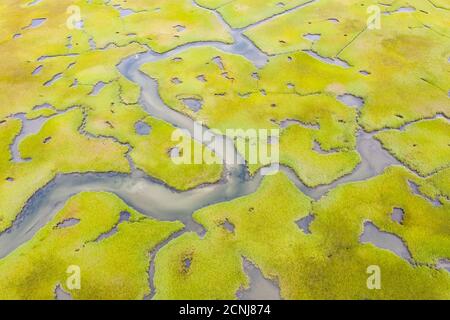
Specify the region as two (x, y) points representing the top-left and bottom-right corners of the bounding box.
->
(299, 130), (402, 199)
(0, 2), (417, 300)
(237, 259), (281, 300)
(0, 168), (262, 258)
(360, 221), (413, 262)
(9, 113), (53, 162)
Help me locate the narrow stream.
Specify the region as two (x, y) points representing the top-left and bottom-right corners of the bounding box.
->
(9, 113), (52, 162)
(0, 1), (420, 299)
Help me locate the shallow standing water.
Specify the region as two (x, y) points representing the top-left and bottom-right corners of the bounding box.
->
(0, 1), (426, 299)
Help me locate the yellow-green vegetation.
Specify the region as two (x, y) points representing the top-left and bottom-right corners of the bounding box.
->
(1, 0), (449, 301)
(0, 108), (129, 233)
(154, 231), (249, 300)
(0, 0), (226, 234)
(19, 109), (129, 173)
(0, 0), (231, 61)
(155, 168), (450, 300)
(141, 46), (362, 186)
(196, 0), (312, 28)
(280, 125), (360, 186)
(0, 67), (221, 231)
(375, 118), (450, 176)
(84, 82), (223, 190)
(0, 192), (184, 299)
(245, 0), (450, 131)
(153, 172), (311, 299)
(312, 166), (450, 267)
(105, 0), (233, 52)
(0, 39), (145, 119)
(245, 0), (393, 56)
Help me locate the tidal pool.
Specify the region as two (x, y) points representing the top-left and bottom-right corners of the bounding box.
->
(0, 1), (431, 300)
(237, 259), (281, 300)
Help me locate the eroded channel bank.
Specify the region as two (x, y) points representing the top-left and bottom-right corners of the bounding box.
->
(0, 2), (417, 299)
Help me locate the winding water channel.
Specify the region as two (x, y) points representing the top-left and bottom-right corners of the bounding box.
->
(0, 1), (422, 299)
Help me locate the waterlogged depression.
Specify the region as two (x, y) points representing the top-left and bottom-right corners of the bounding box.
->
(0, 0), (449, 300)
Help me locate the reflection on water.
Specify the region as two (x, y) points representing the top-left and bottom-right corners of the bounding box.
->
(55, 284), (72, 300)
(9, 113), (53, 163)
(0, 1), (424, 300)
(0, 48), (405, 260)
(360, 221), (413, 262)
(237, 259), (281, 300)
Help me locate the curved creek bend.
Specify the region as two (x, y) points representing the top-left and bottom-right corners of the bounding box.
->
(0, 2), (414, 299)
